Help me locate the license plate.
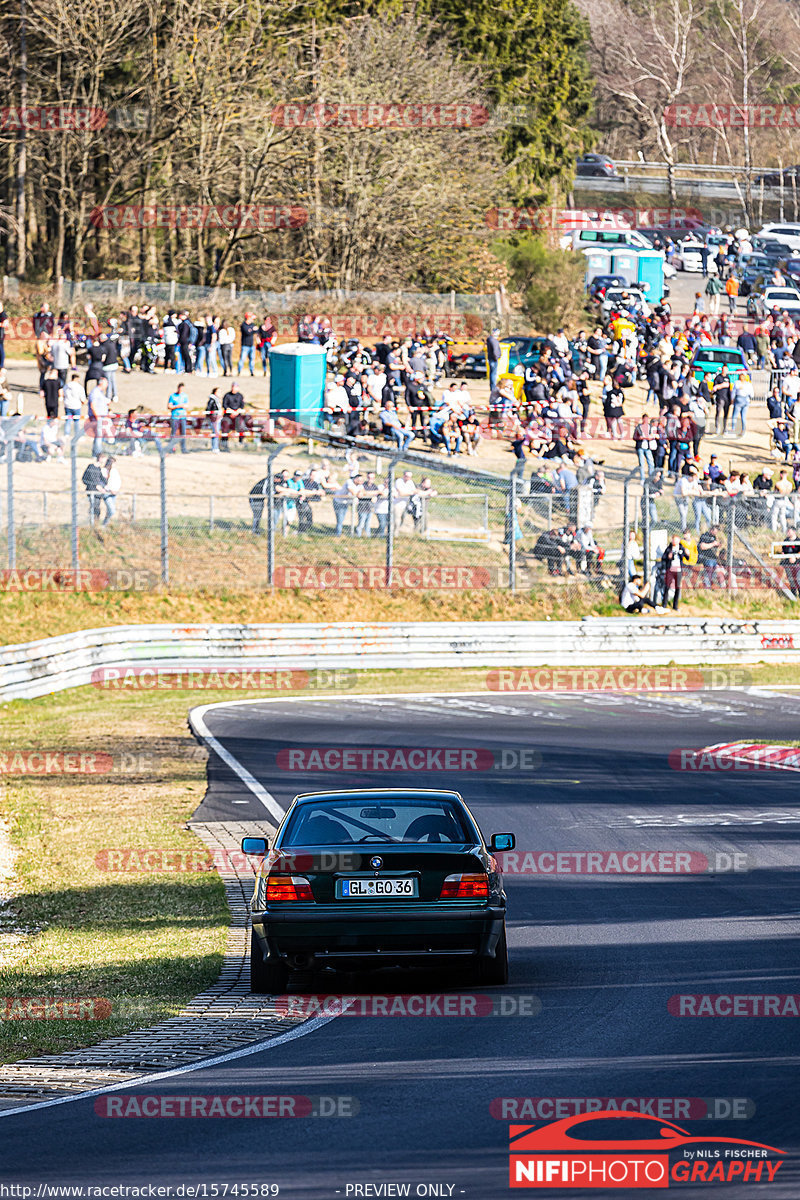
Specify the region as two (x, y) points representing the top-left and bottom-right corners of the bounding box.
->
(339, 877), (418, 899)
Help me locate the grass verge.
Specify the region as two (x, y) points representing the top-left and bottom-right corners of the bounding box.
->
(2, 584), (800, 646)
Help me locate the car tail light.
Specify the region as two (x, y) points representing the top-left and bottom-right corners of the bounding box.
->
(439, 872), (489, 900)
(266, 874), (314, 902)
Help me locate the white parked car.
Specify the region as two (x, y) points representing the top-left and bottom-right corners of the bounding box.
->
(751, 284), (800, 318)
(675, 238), (719, 274)
(754, 224), (800, 254)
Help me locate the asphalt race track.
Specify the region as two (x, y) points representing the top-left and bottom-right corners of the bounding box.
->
(2, 688), (800, 1198)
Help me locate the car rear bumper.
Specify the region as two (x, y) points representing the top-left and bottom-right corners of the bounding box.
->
(252, 903), (506, 966)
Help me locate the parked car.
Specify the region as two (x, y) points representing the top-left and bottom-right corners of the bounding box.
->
(747, 284), (800, 319)
(570, 227), (651, 249)
(752, 236), (795, 261)
(689, 344), (748, 383)
(755, 166), (800, 188)
(588, 273), (626, 301)
(754, 224), (800, 253)
(673, 237), (719, 274)
(576, 153), (618, 177)
(739, 254), (772, 296)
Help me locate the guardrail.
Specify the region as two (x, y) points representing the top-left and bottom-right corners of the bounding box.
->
(1, 619), (798, 702)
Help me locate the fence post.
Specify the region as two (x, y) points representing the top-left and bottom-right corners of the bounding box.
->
(507, 468), (519, 591)
(643, 479), (651, 584)
(70, 430), (80, 570)
(266, 445), (287, 586)
(385, 459), (396, 587)
(726, 498), (736, 591)
(2, 415), (30, 570)
(6, 429), (13, 569)
(622, 476), (630, 584)
(155, 438), (169, 586)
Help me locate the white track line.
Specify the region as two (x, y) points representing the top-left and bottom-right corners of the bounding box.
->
(0, 1010), (347, 1120)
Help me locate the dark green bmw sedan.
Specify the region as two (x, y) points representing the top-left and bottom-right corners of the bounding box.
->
(242, 789), (515, 993)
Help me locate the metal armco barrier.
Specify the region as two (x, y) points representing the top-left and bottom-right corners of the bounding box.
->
(1, 619), (799, 702)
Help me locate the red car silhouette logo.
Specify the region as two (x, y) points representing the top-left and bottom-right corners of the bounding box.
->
(510, 1110), (783, 1154)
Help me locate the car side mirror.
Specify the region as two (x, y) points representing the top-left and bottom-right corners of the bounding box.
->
(242, 836), (269, 855)
(490, 833), (515, 851)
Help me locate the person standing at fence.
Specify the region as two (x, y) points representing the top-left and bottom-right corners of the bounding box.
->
(86, 376), (109, 457)
(40, 366), (62, 419)
(163, 311), (179, 372)
(633, 415), (655, 484)
(772, 468), (794, 533)
(206, 388), (222, 453)
(81, 455), (106, 524)
(218, 320), (235, 376)
(258, 317), (276, 376)
(660, 534), (689, 610)
(731, 371), (753, 436)
(332, 474), (361, 536)
(238, 312), (256, 377)
(177, 311), (195, 374)
(195, 315), (213, 376)
(486, 328), (501, 391)
(249, 474), (270, 534)
(222, 382), (246, 448)
(355, 471), (381, 536)
(101, 456), (120, 525)
(101, 330), (120, 400)
(167, 382), (188, 453)
(713, 366), (732, 435)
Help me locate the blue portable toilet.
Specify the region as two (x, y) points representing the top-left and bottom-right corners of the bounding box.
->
(635, 250), (665, 304)
(269, 343), (327, 428)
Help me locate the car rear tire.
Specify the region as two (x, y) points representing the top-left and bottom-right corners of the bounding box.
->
(476, 925), (509, 986)
(250, 928), (289, 994)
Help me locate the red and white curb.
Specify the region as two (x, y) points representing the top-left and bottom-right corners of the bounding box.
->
(673, 743), (800, 772)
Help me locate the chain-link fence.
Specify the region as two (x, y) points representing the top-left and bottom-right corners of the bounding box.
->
(620, 473), (799, 603)
(2, 415), (798, 603)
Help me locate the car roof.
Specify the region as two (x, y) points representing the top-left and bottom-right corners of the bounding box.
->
(292, 788), (465, 804)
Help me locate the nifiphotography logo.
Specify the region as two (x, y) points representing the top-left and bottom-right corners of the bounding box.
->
(508, 1110), (784, 1188)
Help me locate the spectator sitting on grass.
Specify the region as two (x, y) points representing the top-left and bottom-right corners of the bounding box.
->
(620, 574), (665, 614)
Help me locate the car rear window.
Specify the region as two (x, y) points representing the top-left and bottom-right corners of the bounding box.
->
(579, 230), (627, 243)
(281, 798), (473, 845)
(692, 348), (744, 365)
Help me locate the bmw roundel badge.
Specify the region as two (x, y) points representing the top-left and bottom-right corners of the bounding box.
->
(370, 856), (383, 870)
